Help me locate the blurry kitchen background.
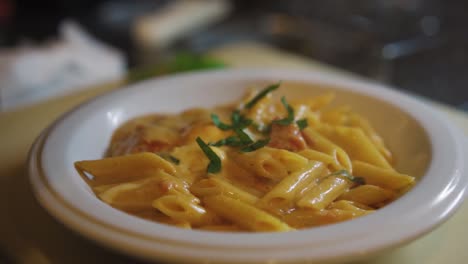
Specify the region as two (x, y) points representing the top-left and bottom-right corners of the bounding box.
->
(0, 0), (467, 111)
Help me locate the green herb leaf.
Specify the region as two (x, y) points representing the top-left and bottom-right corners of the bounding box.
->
(231, 110), (252, 129)
(245, 83), (281, 109)
(296, 118), (308, 130)
(211, 114), (232, 130)
(210, 136), (244, 147)
(196, 137), (222, 173)
(234, 128), (254, 144)
(273, 96), (294, 125)
(157, 153), (180, 165)
(330, 170), (365, 185)
(240, 138), (271, 152)
(231, 110), (241, 125)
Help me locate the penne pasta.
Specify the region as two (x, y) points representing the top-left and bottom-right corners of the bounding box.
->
(203, 195), (293, 232)
(316, 125), (392, 170)
(347, 113), (393, 163)
(329, 200), (374, 215)
(352, 161), (415, 191)
(297, 175), (351, 210)
(152, 195), (217, 226)
(338, 185), (396, 207)
(75, 152), (176, 186)
(298, 149), (343, 171)
(231, 147), (309, 180)
(190, 176), (260, 205)
(258, 161), (325, 214)
(283, 208), (357, 229)
(75, 83), (419, 232)
(302, 128), (352, 172)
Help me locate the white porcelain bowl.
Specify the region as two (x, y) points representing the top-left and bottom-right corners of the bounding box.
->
(29, 69), (468, 264)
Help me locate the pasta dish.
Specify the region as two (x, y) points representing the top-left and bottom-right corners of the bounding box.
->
(75, 83), (415, 232)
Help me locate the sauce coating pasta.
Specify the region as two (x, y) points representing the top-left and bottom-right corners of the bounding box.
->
(75, 84), (415, 232)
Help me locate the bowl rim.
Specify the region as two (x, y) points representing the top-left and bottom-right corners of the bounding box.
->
(28, 68), (468, 263)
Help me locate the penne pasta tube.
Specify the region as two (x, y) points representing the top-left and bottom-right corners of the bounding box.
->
(152, 195), (216, 226)
(338, 185), (396, 207)
(98, 171), (198, 212)
(348, 113), (393, 163)
(296, 168), (330, 201)
(190, 176), (260, 205)
(329, 200), (374, 216)
(302, 128), (352, 172)
(92, 183), (121, 194)
(352, 161), (415, 191)
(75, 152), (176, 186)
(298, 149), (343, 171)
(283, 208), (357, 229)
(231, 147), (309, 180)
(215, 158), (267, 197)
(203, 195), (293, 232)
(258, 161), (325, 213)
(297, 175), (351, 210)
(317, 125), (392, 170)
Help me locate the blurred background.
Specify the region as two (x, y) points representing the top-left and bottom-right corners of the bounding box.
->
(0, 0), (467, 111)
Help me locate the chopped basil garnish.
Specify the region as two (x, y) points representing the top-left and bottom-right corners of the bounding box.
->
(234, 128), (254, 144)
(330, 170), (365, 185)
(210, 136), (244, 147)
(231, 110), (252, 129)
(296, 118), (308, 130)
(240, 138), (271, 152)
(196, 137), (221, 173)
(245, 83), (280, 109)
(203, 82), (287, 172)
(230, 110), (241, 125)
(273, 96), (294, 125)
(211, 111), (252, 131)
(211, 113), (232, 130)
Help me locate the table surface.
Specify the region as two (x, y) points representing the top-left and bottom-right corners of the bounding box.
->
(1, 42), (468, 264)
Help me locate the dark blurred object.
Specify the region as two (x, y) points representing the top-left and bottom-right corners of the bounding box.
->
(0, 0), (13, 46)
(2, 0), (467, 108)
(2, 0), (169, 61)
(174, 0), (468, 108)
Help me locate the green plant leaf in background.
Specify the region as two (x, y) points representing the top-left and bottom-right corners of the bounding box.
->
(127, 52), (226, 83)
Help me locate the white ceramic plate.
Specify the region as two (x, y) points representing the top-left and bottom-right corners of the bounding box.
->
(29, 69), (468, 264)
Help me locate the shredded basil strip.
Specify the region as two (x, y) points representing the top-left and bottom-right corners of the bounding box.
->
(231, 110), (241, 125)
(240, 138), (271, 152)
(296, 118), (308, 130)
(210, 136), (244, 147)
(158, 153), (180, 165)
(212, 111), (253, 131)
(196, 137), (222, 173)
(231, 110), (253, 129)
(234, 128), (254, 144)
(330, 170), (365, 185)
(211, 113), (232, 130)
(245, 83), (280, 109)
(273, 96), (295, 125)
